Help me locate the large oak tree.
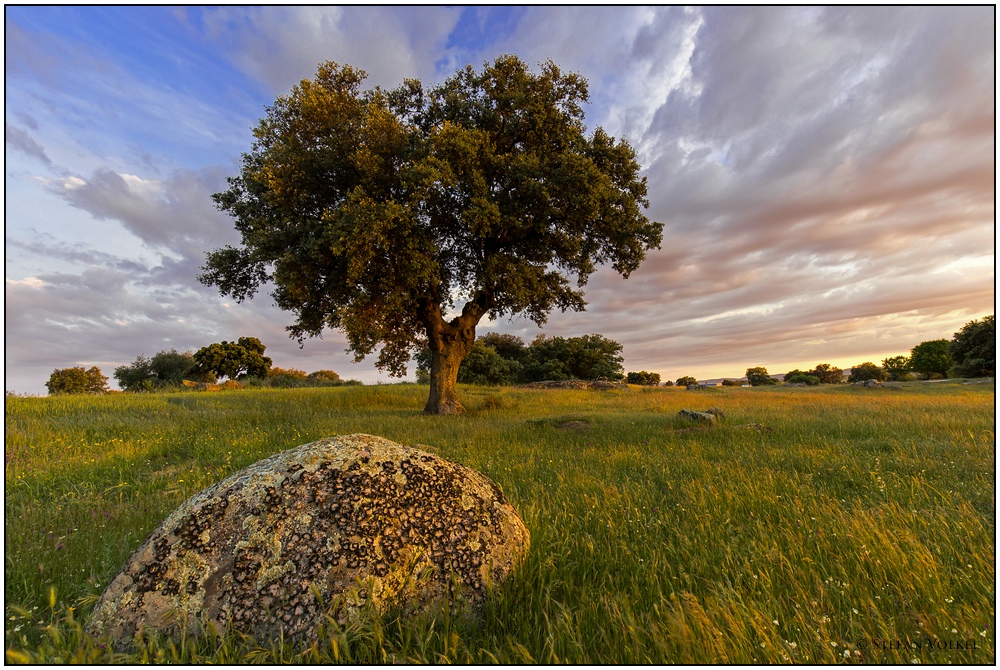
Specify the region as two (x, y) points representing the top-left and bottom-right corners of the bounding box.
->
(200, 56), (662, 413)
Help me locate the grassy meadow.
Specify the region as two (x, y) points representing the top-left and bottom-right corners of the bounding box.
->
(4, 381), (995, 663)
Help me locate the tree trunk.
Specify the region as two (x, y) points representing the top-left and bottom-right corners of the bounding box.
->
(423, 313), (478, 415)
(424, 343), (467, 414)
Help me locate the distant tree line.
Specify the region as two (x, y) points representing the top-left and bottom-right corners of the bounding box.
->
(44, 336), (359, 395)
(743, 315), (994, 386)
(41, 315), (992, 395)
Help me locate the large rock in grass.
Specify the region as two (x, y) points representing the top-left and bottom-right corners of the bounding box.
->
(87, 434), (529, 648)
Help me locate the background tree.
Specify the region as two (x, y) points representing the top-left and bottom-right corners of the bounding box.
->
(784, 369), (820, 385)
(675, 375), (698, 387)
(457, 341), (522, 386)
(808, 363), (845, 384)
(746, 367), (778, 386)
(847, 362), (888, 383)
(478, 333), (527, 365)
(627, 371), (661, 386)
(114, 355), (156, 392)
(720, 378), (742, 387)
(150, 349), (204, 385)
(192, 337), (272, 381)
(115, 349), (211, 391)
(200, 57), (662, 414)
(909, 339), (951, 379)
(519, 334), (625, 383)
(881, 355), (912, 381)
(45, 366), (108, 395)
(948, 315), (994, 378)
(662, 380), (675, 387)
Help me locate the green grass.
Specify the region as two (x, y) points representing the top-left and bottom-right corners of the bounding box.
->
(5, 381), (995, 663)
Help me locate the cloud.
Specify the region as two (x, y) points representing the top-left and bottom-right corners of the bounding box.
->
(48, 166), (239, 276)
(195, 6), (462, 93)
(5, 235), (148, 274)
(5, 123), (52, 165)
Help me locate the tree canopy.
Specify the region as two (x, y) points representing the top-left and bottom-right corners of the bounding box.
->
(847, 362), (887, 383)
(114, 349), (209, 392)
(192, 337), (273, 381)
(627, 371), (661, 386)
(909, 339), (951, 379)
(881, 355), (911, 381)
(948, 315), (994, 378)
(745, 367), (777, 386)
(46, 366), (108, 395)
(200, 56), (662, 413)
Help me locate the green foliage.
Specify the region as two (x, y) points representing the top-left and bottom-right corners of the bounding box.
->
(847, 362), (888, 383)
(720, 379), (741, 387)
(807, 363), (844, 384)
(520, 334), (625, 383)
(5, 383), (994, 663)
(44, 367), (108, 395)
(457, 341), (522, 386)
(200, 57), (661, 412)
(745, 367), (777, 386)
(192, 337), (273, 381)
(266, 367), (309, 388)
(415, 333), (624, 386)
(113, 355), (156, 392)
(948, 315), (994, 378)
(477, 333), (527, 364)
(881, 355), (912, 381)
(115, 350), (210, 391)
(307, 370), (342, 383)
(909, 339), (951, 379)
(783, 372), (819, 385)
(674, 376), (698, 387)
(626, 371), (661, 386)
(150, 349), (201, 385)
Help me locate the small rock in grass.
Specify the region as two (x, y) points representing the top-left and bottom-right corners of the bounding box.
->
(853, 379), (883, 387)
(678, 409), (716, 423)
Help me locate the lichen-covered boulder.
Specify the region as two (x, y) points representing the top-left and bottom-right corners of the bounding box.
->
(87, 434), (529, 648)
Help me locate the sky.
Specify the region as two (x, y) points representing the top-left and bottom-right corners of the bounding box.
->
(5, 6), (995, 394)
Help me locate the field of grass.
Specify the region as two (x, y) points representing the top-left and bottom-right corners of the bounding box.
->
(4, 381), (995, 663)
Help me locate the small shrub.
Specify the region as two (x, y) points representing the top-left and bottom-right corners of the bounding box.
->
(307, 370), (341, 383)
